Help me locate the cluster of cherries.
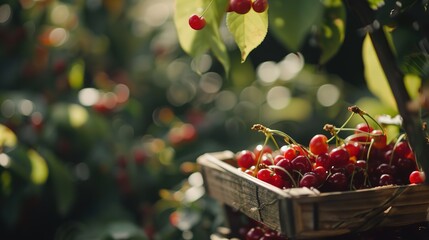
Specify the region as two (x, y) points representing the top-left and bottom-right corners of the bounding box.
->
(240, 225), (288, 240)
(189, 0), (269, 30)
(235, 122), (426, 192)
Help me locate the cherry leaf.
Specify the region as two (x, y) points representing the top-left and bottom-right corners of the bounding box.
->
(226, 9), (268, 63)
(269, 0), (324, 52)
(317, 0), (346, 64)
(174, 0), (230, 73)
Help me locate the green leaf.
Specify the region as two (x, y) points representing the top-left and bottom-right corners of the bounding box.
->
(363, 30), (423, 110)
(362, 33), (397, 109)
(317, 0), (346, 64)
(226, 9), (268, 62)
(174, 0), (230, 73)
(269, 0), (324, 51)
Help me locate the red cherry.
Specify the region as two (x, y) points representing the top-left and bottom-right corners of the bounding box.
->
(394, 141), (413, 158)
(271, 173), (290, 189)
(246, 226), (265, 240)
(329, 146), (350, 168)
(273, 155), (286, 165)
(291, 155), (312, 174)
(379, 174), (394, 186)
(299, 172), (319, 188)
(343, 141), (361, 160)
(353, 123), (373, 142)
(274, 158), (293, 180)
(261, 153), (274, 166)
(257, 168), (273, 184)
(313, 166), (328, 181)
(188, 14), (206, 30)
(236, 150), (256, 169)
(254, 144), (272, 161)
(371, 129), (387, 149)
(230, 0), (252, 14)
(325, 172), (348, 191)
(252, 0), (268, 13)
(315, 152), (331, 169)
(409, 170), (425, 184)
(309, 134), (329, 155)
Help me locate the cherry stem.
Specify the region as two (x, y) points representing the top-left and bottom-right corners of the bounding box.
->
(200, 0), (214, 17)
(269, 165), (297, 187)
(389, 133), (407, 167)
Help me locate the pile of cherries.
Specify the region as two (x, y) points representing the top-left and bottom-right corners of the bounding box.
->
(235, 122), (426, 192)
(189, 0), (269, 30)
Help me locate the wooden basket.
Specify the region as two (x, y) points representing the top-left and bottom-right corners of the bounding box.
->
(197, 151), (429, 239)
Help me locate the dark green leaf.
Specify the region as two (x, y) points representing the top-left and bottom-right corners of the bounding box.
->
(317, 1), (346, 64)
(269, 0), (324, 51)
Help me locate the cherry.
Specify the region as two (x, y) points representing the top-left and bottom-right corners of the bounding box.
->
(379, 174), (394, 186)
(309, 134), (329, 155)
(315, 152), (331, 169)
(236, 150), (256, 169)
(299, 172), (319, 188)
(230, 0), (252, 14)
(261, 153), (274, 166)
(246, 226), (265, 240)
(409, 170), (425, 184)
(371, 129), (387, 149)
(274, 158), (293, 180)
(325, 172), (348, 191)
(283, 144), (305, 160)
(329, 146), (350, 168)
(394, 141), (412, 158)
(291, 155), (312, 174)
(271, 173), (290, 189)
(354, 123), (373, 142)
(254, 144), (272, 161)
(343, 141), (361, 160)
(257, 168), (273, 184)
(273, 154), (286, 165)
(252, 0), (268, 13)
(188, 14), (206, 30)
(313, 166), (328, 181)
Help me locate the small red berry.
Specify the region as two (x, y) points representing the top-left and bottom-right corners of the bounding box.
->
(371, 129), (387, 149)
(409, 170), (425, 184)
(230, 0), (252, 14)
(252, 0), (268, 13)
(309, 134), (329, 155)
(236, 150), (256, 169)
(188, 14), (206, 30)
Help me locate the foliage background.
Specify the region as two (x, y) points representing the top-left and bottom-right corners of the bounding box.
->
(0, 0), (427, 239)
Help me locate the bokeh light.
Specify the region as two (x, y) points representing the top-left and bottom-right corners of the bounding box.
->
(266, 86), (291, 110)
(317, 83), (340, 107)
(0, 4), (11, 24)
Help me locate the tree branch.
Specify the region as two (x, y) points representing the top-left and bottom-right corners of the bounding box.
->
(344, 0), (429, 183)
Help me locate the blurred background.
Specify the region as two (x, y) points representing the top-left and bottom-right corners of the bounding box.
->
(0, 0), (406, 239)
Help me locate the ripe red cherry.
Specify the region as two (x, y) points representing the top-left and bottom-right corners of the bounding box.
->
(343, 141), (361, 160)
(257, 168), (273, 184)
(313, 166), (328, 181)
(309, 134), (329, 155)
(409, 170), (425, 184)
(274, 158), (293, 180)
(371, 129), (387, 149)
(353, 123), (373, 142)
(379, 174), (394, 186)
(291, 155), (312, 174)
(329, 146), (350, 167)
(394, 141), (412, 158)
(246, 226), (265, 240)
(315, 152), (331, 169)
(236, 150), (256, 169)
(299, 172), (319, 188)
(252, 0), (268, 13)
(188, 14), (206, 30)
(230, 0), (252, 14)
(325, 172), (348, 191)
(254, 144), (272, 161)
